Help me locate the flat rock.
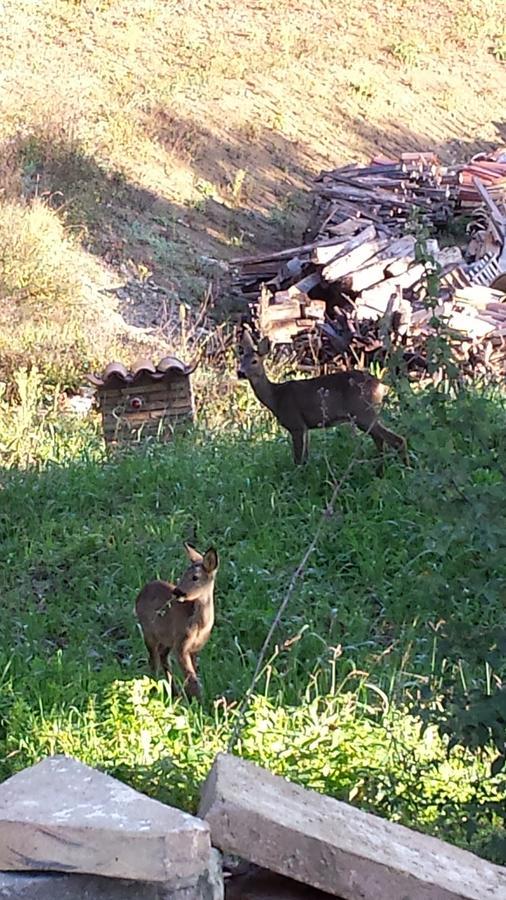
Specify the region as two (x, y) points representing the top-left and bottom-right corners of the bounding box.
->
(199, 753), (506, 900)
(0, 756), (210, 883)
(225, 865), (332, 899)
(0, 849), (223, 899)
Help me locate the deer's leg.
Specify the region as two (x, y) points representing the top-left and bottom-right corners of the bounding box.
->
(160, 647), (179, 696)
(146, 641), (162, 675)
(302, 429), (310, 464)
(371, 431), (386, 477)
(370, 420), (408, 465)
(291, 428), (309, 465)
(176, 643), (201, 700)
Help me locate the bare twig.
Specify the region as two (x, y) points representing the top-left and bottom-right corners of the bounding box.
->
(227, 443), (365, 753)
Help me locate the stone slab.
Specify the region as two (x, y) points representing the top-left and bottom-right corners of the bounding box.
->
(0, 756), (210, 883)
(0, 849), (223, 898)
(199, 753), (506, 900)
(225, 865), (331, 899)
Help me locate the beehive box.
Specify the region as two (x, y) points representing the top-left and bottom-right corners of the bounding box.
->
(88, 356), (196, 446)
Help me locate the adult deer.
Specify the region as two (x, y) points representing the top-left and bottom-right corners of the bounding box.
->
(237, 329), (407, 467)
(135, 543), (219, 700)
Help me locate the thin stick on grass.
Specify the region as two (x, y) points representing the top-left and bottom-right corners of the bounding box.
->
(227, 436), (371, 753)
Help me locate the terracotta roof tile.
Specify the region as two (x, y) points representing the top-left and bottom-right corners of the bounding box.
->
(87, 355), (197, 389)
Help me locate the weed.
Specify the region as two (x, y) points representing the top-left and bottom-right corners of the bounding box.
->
(492, 38), (506, 61)
(389, 41), (421, 67)
(230, 168), (247, 206)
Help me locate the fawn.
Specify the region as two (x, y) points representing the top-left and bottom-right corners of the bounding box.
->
(237, 328), (407, 467)
(135, 543), (219, 700)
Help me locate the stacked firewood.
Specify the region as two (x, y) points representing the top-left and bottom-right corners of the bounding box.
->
(230, 149), (506, 378)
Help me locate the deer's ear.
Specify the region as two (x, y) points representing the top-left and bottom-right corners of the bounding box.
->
(257, 336), (271, 356)
(202, 547), (219, 573)
(184, 543), (203, 564)
(241, 327), (255, 350)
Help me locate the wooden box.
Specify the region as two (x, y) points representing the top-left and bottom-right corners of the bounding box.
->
(88, 356), (196, 447)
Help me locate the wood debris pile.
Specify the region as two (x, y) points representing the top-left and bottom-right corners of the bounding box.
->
(231, 149), (506, 378)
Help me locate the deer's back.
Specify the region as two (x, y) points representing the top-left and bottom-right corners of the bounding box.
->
(275, 370), (386, 429)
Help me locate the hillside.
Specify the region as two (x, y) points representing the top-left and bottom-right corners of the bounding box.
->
(0, 0), (505, 379)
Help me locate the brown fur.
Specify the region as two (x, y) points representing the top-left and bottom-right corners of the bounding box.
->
(238, 330), (407, 467)
(135, 543), (219, 700)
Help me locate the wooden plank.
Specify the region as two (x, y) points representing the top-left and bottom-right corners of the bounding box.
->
(100, 395), (193, 413)
(312, 224), (376, 265)
(355, 264), (426, 318)
(97, 379), (190, 398)
(301, 299), (326, 319)
(288, 273), (322, 296)
(322, 237), (388, 283)
(103, 417), (192, 440)
(472, 177), (506, 237)
(229, 233), (363, 267)
(102, 399), (194, 416)
(199, 753), (506, 900)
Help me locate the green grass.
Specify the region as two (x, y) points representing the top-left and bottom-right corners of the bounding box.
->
(1, 376), (505, 859)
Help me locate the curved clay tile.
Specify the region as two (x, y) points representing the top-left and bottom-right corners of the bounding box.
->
(131, 358), (157, 377)
(87, 373), (104, 387)
(157, 355), (187, 373)
(87, 361), (130, 388)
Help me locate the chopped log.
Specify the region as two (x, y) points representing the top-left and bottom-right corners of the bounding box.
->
(325, 217), (364, 236)
(355, 264), (426, 319)
(262, 321), (303, 344)
(322, 238), (388, 283)
(229, 233), (359, 266)
(289, 273), (322, 296)
(341, 252), (414, 293)
(385, 256), (416, 277)
(301, 299), (326, 319)
(311, 224), (376, 265)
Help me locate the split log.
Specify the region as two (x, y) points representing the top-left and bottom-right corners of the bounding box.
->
(289, 273), (322, 296)
(312, 224), (377, 265)
(355, 264), (426, 319)
(322, 237), (389, 283)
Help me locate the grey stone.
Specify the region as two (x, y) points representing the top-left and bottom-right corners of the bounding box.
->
(0, 756), (210, 883)
(0, 850), (223, 899)
(199, 753), (506, 900)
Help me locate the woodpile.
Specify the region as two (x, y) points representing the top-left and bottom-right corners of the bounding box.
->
(231, 149), (506, 378)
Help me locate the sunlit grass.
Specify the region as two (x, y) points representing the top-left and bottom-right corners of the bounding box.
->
(0, 377), (505, 858)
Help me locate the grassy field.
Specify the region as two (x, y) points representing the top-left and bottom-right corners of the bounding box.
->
(1, 0), (506, 869)
(1, 375), (505, 860)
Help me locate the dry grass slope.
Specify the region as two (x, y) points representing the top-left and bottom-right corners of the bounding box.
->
(0, 0), (505, 379)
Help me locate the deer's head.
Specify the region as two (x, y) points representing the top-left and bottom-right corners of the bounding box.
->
(173, 543), (219, 602)
(237, 329), (271, 383)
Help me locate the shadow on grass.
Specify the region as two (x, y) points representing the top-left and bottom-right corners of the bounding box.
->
(2, 114), (505, 308)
